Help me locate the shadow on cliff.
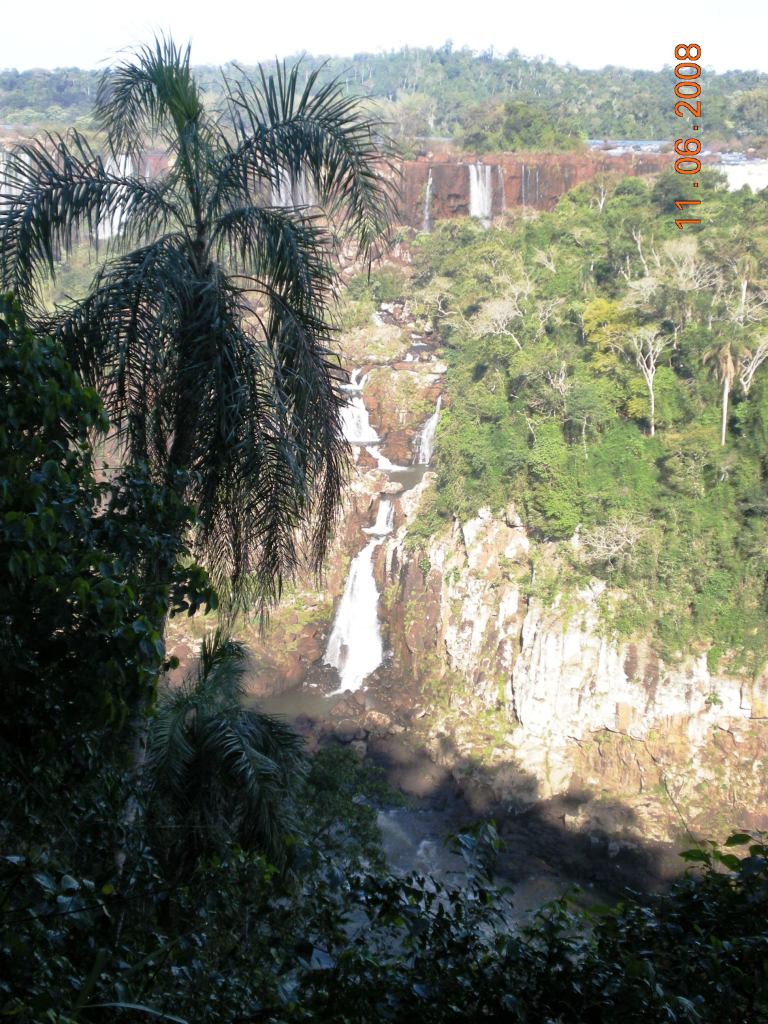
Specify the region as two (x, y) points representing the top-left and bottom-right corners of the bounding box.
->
(361, 727), (685, 899)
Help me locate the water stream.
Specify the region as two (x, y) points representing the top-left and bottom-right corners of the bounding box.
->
(469, 163), (493, 226)
(323, 369), (442, 694)
(323, 372), (415, 692)
(363, 498), (395, 537)
(422, 167), (433, 233)
(415, 395), (442, 465)
(340, 394), (380, 444)
(254, 363), (640, 903)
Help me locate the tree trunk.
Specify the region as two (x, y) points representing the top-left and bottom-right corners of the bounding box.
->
(721, 376), (730, 446)
(114, 700), (153, 878)
(113, 539), (180, 879)
(649, 384), (655, 437)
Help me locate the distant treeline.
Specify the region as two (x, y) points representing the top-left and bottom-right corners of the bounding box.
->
(2, 46), (768, 151)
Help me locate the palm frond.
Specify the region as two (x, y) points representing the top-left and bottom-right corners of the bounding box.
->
(148, 630), (307, 875)
(1, 36), (394, 615)
(0, 133), (179, 302)
(45, 236), (198, 464)
(149, 687), (197, 805)
(96, 37), (204, 160)
(217, 60), (398, 257)
(196, 628), (247, 695)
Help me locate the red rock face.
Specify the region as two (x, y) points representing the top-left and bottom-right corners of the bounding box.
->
(396, 151), (671, 227)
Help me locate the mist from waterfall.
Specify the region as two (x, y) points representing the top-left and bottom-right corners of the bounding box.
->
(415, 395), (442, 465)
(323, 540), (384, 691)
(469, 163), (493, 226)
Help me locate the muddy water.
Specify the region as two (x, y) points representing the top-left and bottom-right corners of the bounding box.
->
(387, 464), (430, 491)
(254, 689), (343, 719)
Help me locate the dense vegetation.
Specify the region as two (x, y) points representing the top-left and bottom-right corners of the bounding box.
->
(3, 45), (768, 152)
(403, 171), (768, 674)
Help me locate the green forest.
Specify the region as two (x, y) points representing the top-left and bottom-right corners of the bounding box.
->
(399, 169), (768, 675)
(2, 44), (768, 152)
(1, 38), (768, 1024)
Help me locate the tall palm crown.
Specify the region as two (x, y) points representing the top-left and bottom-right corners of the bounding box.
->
(0, 39), (396, 601)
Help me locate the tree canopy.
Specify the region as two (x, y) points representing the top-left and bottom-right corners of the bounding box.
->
(0, 38), (396, 607)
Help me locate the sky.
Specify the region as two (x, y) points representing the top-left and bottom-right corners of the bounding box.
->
(2, 0), (767, 73)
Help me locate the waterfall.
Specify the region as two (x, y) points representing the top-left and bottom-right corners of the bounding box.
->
(0, 148), (29, 199)
(271, 167), (316, 208)
(341, 395), (380, 444)
(324, 540), (384, 691)
(365, 446), (405, 471)
(341, 368), (368, 393)
(718, 160), (768, 192)
(521, 163), (527, 207)
(271, 168), (293, 208)
(422, 168), (433, 233)
(292, 170), (316, 207)
(98, 154), (134, 238)
(363, 499), (395, 537)
(415, 395), (442, 465)
(468, 163), (493, 226)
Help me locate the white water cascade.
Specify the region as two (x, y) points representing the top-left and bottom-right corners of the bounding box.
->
(365, 446), (405, 471)
(341, 394), (380, 444)
(469, 163), (493, 226)
(497, 165), (506, 215)
(422, 168), (433, 233)
(326, 369), (443, 692)
(0, 147), (31, 200)
(271, 168), (317, 208)
(323, 540), (384, 691)
(717, 160), (768, 192)
(341, 368), (369, 393)
(415, 395), (442, 465)
(363, 499), (395, 537)
(341, 370), (406, 467)
(97, 154), (134, 239)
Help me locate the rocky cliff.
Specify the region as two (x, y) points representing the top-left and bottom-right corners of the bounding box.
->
(379, 502), (768, 843)
(168, 278), (767, 853)
(396, 151), (671, 226)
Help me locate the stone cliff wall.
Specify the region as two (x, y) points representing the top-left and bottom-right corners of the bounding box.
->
(1, 138), (666, 229)
(167, 287), (767, 849)
(379, 505), (768, 842)
(396, 151), (670, 226)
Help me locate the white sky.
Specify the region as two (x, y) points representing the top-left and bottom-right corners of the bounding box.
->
(2, 0), (766, 73)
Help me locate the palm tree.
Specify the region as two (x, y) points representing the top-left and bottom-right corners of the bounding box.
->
(147, 630), (308, 879)
(703, 337), (742, 446)
(0, 38), (395, 609)
(0, 40), (394, 797)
